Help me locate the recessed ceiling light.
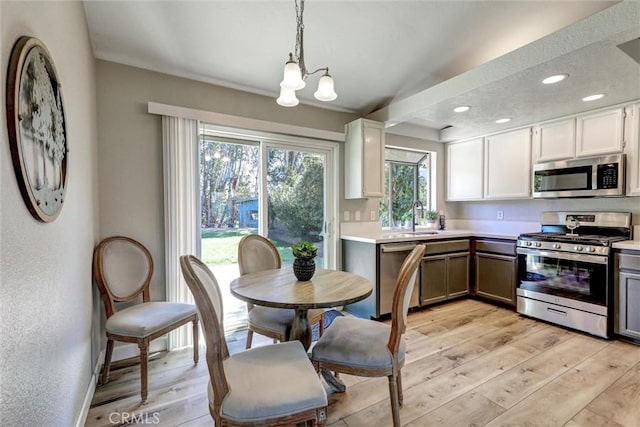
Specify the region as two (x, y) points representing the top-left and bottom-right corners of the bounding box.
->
(495, 118), (511, 124)
(453, 105), (471, 113)
(542, 74), (569, 84)
(582, 94), (605, 102)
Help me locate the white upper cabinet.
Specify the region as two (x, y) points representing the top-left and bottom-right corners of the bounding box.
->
(484, 128), (532, 199)
(446, 138), (484, 201)
(344, 119), (384, 199)
(534, 118), (575, 162)
(625, 104), (640, 196)
(576, 108), (624, 157)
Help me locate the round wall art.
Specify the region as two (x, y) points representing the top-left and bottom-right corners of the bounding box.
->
(6, 36), (68, 222)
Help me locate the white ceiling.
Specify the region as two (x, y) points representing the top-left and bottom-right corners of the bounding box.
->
(83, 0), (640, 141)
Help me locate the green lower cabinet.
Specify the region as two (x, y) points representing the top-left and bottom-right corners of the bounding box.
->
(475, 253), (516, 306)
(420, 252), (470, 306)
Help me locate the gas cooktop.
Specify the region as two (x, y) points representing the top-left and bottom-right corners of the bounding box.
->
(518, 232), (627, 247)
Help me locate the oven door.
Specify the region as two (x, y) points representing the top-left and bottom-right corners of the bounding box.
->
(516, 247), (609, 307)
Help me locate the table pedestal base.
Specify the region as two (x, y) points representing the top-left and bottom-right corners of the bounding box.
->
(289, 308), (312, 350)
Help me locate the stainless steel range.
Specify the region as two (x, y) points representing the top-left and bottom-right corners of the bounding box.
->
(516, 211), (632, 338)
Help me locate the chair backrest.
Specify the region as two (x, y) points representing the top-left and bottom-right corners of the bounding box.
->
(388, 244), (425, 356)
(93, 236), (154, 317)
(180, 255), (230, 406)
(238, 234), (281, 276)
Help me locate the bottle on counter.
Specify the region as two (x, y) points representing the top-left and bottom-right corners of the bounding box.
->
(438, 211), (446, 230)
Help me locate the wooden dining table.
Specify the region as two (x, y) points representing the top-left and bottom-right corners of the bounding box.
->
(230, 268), (372, 350)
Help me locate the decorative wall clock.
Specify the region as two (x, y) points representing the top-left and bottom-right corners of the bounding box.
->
(6, 36), (68, 222)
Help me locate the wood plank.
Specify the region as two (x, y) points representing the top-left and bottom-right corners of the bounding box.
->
(474, 334), (607, 409)
(342, 344), (533, 426)
(404, 391), (505, 427)
(571, 361), (640, 426)
(484, 352), (634, 426)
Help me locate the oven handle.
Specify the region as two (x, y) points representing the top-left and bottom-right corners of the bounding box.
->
(516, 247), (608, 264)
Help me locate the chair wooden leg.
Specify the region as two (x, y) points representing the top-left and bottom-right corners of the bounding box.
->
(192, 318), (199, 364)
(100, 338), (114, 385)
(318, 314), (325, 338)
(138, 339), (149, 402)
(397, 370), (403, 406)
(245, 329), (254, 349)
(388, 374), (401, 427)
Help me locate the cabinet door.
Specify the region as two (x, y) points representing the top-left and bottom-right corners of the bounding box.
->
(624, 104), (640, 196)
(475, 253), (516, 305)
(446, 138), (483, 200)
(576, 108), (624, 157)
(447, 253), (470, 297)
(619, 272), (640, 339)
(421, 255), (447, 305)
(484, 128), (531, 199)
(362, 121), (384, 197)
(534, 119), (575, 162)
(344, 119), (384, 199)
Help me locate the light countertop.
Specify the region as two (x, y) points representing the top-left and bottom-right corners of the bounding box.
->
(613, 241), (640, 251)
(341, 229), (522, 244)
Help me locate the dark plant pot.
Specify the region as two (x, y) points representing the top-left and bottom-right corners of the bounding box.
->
(293, 257), (316, 281)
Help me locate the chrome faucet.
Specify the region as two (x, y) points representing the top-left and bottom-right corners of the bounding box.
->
(412, 200), (424, 232)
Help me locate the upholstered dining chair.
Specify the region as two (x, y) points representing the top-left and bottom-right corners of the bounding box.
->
(93, 236), (199, 402)
(311, 244), (425, 427)
(180, 255), (327, 426)
(238, 234), (325, 348)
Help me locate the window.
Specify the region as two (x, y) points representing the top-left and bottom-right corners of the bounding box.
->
(379, 147), (433, 228)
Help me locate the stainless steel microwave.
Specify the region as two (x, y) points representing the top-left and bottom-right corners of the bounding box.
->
(533, 154), (625, 198)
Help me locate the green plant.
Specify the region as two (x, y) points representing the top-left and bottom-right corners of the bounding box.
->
(291, 241), (318, 259)
(425, 210), (439, 221)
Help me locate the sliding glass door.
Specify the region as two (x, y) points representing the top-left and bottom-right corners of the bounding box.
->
(199, 128), (336, 333)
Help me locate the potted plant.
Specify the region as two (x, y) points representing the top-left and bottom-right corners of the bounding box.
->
(291, 241), (318, 281)
(425, 210), (439, 226)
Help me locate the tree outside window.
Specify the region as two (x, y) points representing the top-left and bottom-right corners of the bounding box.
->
(379, 148), (432, 228)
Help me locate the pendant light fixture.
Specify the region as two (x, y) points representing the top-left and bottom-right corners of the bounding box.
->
(277, 0), (337, 107)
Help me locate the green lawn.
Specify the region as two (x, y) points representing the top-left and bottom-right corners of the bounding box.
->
(201, 229), (295, 265)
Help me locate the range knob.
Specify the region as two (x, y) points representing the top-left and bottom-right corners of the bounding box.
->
(587, 246), (596, 253)
(525, 241), (532, 246)
(575, 245), (584, 251)
(552, 243), (561, 249)
(535, 242), (542, 247)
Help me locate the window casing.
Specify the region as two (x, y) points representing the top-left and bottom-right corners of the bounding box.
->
(379, 148), (432, 228)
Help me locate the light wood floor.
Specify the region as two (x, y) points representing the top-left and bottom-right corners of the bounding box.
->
(85, 299), (640, 426)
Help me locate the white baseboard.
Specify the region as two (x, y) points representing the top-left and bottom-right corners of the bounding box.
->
(73, 337), (169, 427)
(74, 349), (104, 427)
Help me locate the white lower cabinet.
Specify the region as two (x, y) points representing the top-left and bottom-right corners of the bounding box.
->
(446, 138), (483, 201)
(484, 128), (531, 199)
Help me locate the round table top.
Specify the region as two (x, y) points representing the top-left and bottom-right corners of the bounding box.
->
(230, 268), (372, 310)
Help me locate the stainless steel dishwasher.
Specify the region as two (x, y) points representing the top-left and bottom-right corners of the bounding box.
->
(379, 243), (421, 316)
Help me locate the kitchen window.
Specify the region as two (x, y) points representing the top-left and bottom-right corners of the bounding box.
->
(379, 147), (432, 228)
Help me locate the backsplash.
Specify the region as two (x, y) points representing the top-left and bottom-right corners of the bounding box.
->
(446, 197), (640, 225)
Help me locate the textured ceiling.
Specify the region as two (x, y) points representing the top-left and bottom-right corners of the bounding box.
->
(83, 0), (640, 141)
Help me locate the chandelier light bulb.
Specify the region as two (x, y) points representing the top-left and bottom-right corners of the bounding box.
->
(280, 54), (306, 90)
(276, 86), (299, 107)
(314, 72), (337, 101)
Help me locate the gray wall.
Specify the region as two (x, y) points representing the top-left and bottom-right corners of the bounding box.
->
(0, 2), (99, 425)
(96, 60), (357, 300)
